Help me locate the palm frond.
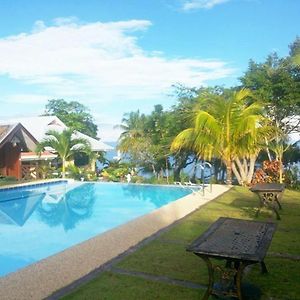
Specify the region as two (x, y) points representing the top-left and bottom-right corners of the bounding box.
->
(171, 128), (196, 152)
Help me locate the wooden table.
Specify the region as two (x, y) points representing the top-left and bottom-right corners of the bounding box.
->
(187, 217), (277, 300)
(250, 183), (285, 220)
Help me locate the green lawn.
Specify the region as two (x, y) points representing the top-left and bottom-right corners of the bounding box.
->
(0, 180), (18, 186)
(61, 186), (300, 300)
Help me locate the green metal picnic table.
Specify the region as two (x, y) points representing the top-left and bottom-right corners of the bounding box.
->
(250, 183), (285, 220)
(187, 217), (277, 300)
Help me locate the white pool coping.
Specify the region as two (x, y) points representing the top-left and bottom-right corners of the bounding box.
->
(0, 184), (230, 300)
(0, 179), (74, 190)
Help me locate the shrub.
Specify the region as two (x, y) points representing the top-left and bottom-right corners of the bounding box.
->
(284, 165), (300, 190)
(0, 175), (17, 181)
(101, 167), (128, 182)
(252, 160), (282, 184)
(66, 165), (98, 181)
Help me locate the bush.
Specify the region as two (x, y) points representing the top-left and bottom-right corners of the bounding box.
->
(66, 165), (97, 181)
(37, 164), (57, 179)
(252, 160), (282, 184)
(284, 165), (300, 190)
(0, 175), (17, 181)
(0, 175), (18, 186)
(100, 161), (135, 182)
(142, 176), (171, 185)
(130, 176), (144, 183)
(101, 167), (128, 182)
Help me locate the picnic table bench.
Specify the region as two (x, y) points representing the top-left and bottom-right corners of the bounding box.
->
(250, 183), (285, 220)
(187, 217), (277, 300)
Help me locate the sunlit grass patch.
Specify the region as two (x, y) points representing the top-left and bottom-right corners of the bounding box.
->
(62, 271), (204, 300)
(246, 258), (300, 300)
(116, 240), (209, 284)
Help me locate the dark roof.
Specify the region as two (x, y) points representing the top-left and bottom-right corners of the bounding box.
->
(0, 123), (38, 150)
(0, 124), (14, 143)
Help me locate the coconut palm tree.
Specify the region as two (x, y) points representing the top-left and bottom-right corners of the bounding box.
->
(36, 129), (91, 178)
(117, 110), (147, 153)
(171, 89), (269, 185)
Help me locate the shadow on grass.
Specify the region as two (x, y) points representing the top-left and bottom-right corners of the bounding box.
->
(62, 271), (204, 300)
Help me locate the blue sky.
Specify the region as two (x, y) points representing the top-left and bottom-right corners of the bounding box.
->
(0, 0), (299, 141)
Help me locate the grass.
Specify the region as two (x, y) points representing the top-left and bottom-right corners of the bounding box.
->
(61, 186), (300, 300)
(62, 272), (204, 300)
(0, 178), (37, 187)
(0, 179), (18, 186)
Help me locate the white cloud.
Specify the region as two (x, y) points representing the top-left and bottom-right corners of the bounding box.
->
(0, 19), (234, 117)
(97, 123), (123, 142)
(1, 93), (51, 104)
(53, 16), (79, 26)
(182, 0), (230, 10)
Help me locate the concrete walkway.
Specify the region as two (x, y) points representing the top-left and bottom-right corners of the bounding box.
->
(0, 184), (230, 300)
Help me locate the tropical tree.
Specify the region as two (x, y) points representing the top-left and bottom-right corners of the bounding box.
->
(43, 99), (98, 138)
(117, 105), (195, 180)
(290, 37), (300, 66)
(36, 129), (91, 178)
(116, 110), (149, 169)
(117, 110), (147, 155)
(117, 109), (164, 175)
(170, 86), (226, 182)
(171, 89), (269, 185)
(240, 39), (300, 182)
(240, 50), (300, 131)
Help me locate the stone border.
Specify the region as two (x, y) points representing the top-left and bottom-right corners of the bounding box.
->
(0, 184), (230, 300)
(0, 179), (73, 190)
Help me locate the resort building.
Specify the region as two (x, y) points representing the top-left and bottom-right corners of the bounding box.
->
(0, 123), (38, 179)
(0, 116), (113, 180)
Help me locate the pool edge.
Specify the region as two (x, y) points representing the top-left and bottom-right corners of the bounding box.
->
(0, 184), (230, 300)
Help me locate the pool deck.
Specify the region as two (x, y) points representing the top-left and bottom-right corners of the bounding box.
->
(0, 184), (230, 300)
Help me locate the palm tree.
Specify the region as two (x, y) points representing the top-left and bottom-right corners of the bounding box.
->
(117, 110), (146, 153)
(171, 89), (269, 185)
(36, 129), (91, 178)
(268, 128), (289, 183)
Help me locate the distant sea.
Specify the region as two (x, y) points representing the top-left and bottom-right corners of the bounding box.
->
(100, 141), (213, 181)
(104, 141), (118, 160)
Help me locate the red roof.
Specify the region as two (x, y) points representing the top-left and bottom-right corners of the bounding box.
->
(21, 151), (57, 161)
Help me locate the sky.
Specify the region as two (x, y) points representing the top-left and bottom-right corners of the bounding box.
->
(0, 0), (299, 141)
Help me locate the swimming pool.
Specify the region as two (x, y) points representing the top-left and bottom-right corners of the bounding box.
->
(0, 181), (192, 277)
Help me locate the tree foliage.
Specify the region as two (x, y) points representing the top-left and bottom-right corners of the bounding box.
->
(36, 129), (91, 178)
(171, 88), (270, 185)
(117, 108), (166, 175)
(116, 103), (196, 180)
(112, 39), (300, 186)
(240, 39), (300, 134)
(43, 99), (98, 138)
(240, 38), (300, 182)
(290, 36), (300, 65)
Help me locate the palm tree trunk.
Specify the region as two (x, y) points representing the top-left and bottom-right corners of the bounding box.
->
(279, 159), (283, 183)
(247, 155), (257, 184)
(165, 157), (169, 184)
(173, 167), (181, 182)
(265, 137), (272, 161)
(62, 158), (66, 178)
(232, 161), (242, 185)
(234, 158), (246, 184)
(151, 164), (157, 177)
(225, 160), (233, 185)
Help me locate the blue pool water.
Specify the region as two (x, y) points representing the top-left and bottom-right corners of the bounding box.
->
(0, 181), (192, 277)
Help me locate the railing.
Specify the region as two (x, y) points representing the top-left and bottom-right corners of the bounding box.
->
(21, 165), (45, 180)
(196, 161), (213, 195)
